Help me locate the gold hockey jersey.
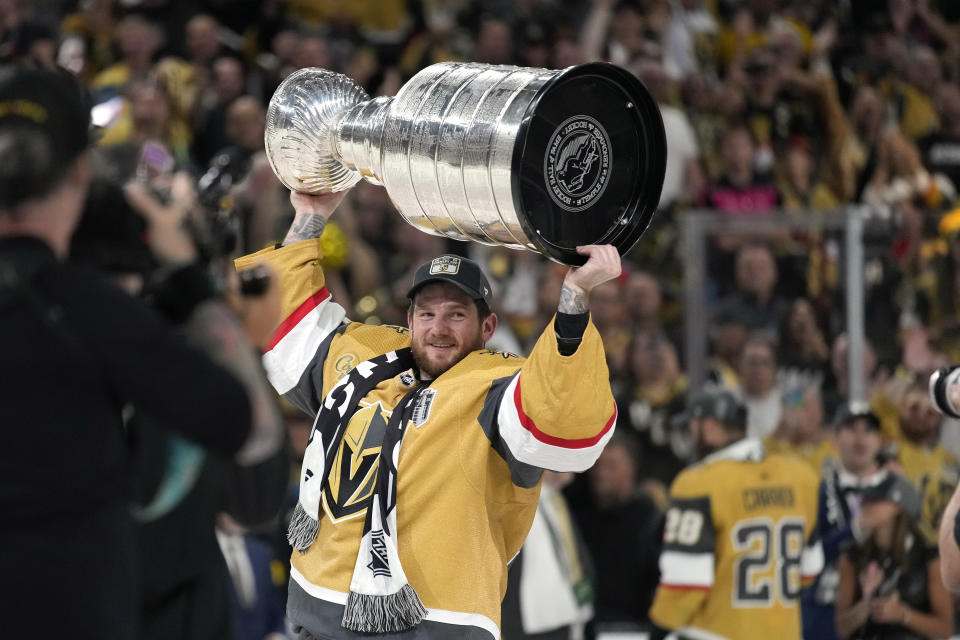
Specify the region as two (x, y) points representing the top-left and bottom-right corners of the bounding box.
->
(649, 438), (823, 640)
(235, 240), (616, 639)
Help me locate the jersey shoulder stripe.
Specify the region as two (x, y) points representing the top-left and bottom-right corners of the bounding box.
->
(268, 287), (331, 350)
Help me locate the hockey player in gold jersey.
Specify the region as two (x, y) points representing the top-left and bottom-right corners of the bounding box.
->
(235, 189), (620, 640)
(649, 388), (824, 640)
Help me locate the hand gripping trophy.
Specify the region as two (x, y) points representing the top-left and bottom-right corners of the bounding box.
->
(264, 61), (666, 265)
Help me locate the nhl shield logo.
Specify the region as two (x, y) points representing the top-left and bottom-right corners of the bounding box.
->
(411, 388), (436, 427)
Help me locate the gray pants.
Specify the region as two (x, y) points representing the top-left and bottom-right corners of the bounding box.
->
(287, 578), (497, 639)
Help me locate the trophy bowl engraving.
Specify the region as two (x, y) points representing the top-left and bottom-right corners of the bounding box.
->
(264, 62), (666, 266)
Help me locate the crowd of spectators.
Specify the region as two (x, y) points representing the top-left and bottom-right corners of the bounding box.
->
(8, 0), (960, 637)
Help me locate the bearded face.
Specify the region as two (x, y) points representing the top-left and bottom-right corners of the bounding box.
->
(408, 282), (492, 380)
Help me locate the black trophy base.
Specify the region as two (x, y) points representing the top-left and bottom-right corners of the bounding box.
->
(512, 62), (666, 266)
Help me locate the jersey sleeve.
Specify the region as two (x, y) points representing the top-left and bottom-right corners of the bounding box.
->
(801, 469), (825, 585)
(480, 313), (616, 473)
(649, 472), (715, 630)
(234, 239), (407, 416)
(801, 521), (825, 586)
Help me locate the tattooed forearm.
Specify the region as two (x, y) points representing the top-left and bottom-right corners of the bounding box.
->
(558, 283), (589, 314)
(282, 212), (328, 245)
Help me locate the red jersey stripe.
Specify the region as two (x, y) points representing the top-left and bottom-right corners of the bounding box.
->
(266, 288), (331, 352)
(658, 583), (712, 591)
(512, 377), (616, 449)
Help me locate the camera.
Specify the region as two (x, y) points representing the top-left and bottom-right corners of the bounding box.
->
(930, 365), (960, 418)
(239, 264), (271, 297)
(189, 152), (250, 266)
(196, 152), (243, 211)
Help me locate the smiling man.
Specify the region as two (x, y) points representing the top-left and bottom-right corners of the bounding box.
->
(405, 256), (496, 380)
(235, 189), (619, 640)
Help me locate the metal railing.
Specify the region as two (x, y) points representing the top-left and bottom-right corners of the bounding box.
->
(681, 207), (878, 401)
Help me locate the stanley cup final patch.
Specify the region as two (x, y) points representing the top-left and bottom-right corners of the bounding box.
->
(544, 115), (611, 213)
(429, 256), (461, 275)
(411, 389), (436, 427)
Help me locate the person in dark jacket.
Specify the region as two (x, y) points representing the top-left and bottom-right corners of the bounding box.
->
(70, 172), (290, 640)
(802, 404), (887, 640)
(570, 433), (662, 636)
(0, 65), (253, 638)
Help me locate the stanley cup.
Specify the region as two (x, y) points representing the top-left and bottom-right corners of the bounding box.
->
(265, 61), (666, 265)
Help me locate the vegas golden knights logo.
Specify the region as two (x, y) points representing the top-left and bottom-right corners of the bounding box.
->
(429, 256), (461, 274)
(322, 402), (387, 521)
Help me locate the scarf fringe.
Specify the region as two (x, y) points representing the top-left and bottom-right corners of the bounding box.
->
(287, 502), (319, 552)
(341, 584), (427, 633)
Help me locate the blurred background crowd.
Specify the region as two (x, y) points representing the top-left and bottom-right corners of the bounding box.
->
(8, 0), (960, 638)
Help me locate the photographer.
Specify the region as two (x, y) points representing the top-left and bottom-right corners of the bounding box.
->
(834, 474), (952, 639)
(0, 65), (261, 638)
(72, 168), (289, 640)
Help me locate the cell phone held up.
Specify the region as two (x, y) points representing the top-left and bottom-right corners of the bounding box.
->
(135, 140), (175, 203)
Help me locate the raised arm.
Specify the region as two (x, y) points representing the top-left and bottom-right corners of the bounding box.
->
(931, 367), (960, 591)
(484, 245), (620, 474)
(235, 189), (409, 417)
(553, 244), (621, 353)
(283, 190), (348, 246)
(938, 482), (960, 591)
(558, 244), (621, 313)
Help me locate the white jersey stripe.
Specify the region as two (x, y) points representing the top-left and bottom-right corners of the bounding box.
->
(659, 551), (715, 588)
(671, 626), (730, 640)
(263, 296), (346, 395)
(801, 540), (824, 578)
(496, 373), (614, 471)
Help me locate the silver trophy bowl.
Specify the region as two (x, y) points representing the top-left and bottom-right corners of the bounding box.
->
(265, 61), (666, 265)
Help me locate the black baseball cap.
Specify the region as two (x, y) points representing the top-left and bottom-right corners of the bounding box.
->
(833, 401), (882, 431)
(682, 388), (748, 431)
(0, 65), (91, 164)
(861, 472), (921, 520)
(407, 254), (493, 307)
